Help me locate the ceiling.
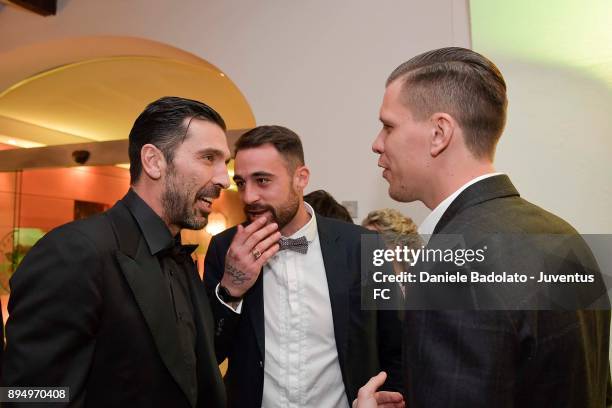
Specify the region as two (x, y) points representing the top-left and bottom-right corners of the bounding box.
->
(0, 37), (255, 149)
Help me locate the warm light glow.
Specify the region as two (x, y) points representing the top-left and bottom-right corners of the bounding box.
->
(205, 212), (227, 236)
(227, 160), (237, 191)
(0, 134), (45, 148)
(115, 163), (130, 169)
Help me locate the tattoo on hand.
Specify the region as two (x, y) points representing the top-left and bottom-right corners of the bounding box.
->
(227, 263), (248, 286)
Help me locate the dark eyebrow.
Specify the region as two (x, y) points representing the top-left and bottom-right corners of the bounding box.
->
(232, 171), (274, 182)
(251, 171), (274, 178)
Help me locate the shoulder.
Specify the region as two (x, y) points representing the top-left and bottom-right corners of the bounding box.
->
(442, 195), (578, 235)
(316, 214), (376, 242)
(210, 225), (239, 248)
(35, 213), (116, 254)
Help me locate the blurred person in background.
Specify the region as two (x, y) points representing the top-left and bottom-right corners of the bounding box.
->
(304, 189), (354, 223)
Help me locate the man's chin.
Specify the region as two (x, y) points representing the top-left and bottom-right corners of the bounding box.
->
(181, 213), (208, 230)
(389, 187), (413, 203)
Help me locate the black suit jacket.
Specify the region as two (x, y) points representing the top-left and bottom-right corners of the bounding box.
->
(204, 214), (403, 407)
(403, 175), (611, 407)
(2, 193), (225, 407)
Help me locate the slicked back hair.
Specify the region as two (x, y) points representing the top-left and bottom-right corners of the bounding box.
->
(387, 47), (507, 159)
(128, 96), (226, 184)
(234, 125), (305, 171)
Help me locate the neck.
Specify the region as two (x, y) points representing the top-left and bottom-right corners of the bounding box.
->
(280, 201), (311, 237)
(423, 159), (496, 210)
(131, 183), (179, 236)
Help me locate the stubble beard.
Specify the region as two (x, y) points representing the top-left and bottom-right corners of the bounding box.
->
(161, 165), (219, 230)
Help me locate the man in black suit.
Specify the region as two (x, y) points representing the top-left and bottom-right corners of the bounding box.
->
(357, 47), (611, 407)
(2, 97), (231, 407)
(204, 125), (404, 408)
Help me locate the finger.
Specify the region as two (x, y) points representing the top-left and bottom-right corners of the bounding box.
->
(377, 402), (405, 408)
(242, 222), (280, 252)
(237, 216), (269, 244)
(360, 371), (387, 396)
(375, 391), (404, 404)
(251, 231), (282, 258)
(255, 243), (280, 267)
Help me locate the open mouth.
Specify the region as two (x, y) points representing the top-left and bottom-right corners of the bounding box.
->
(196, 197), (214, 212)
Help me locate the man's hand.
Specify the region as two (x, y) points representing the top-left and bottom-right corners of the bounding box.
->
(220, 216), (281, 298)
(352, 371), (405, 408)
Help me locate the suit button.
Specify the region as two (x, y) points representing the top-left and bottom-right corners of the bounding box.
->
(259, 361), (263, 368)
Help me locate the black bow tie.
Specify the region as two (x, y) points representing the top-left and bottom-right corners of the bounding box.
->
(159, 243), (198, 262)
(278, 236), (309, 254)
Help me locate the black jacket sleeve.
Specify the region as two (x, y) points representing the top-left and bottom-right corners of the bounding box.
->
(1, 225), (103, 403)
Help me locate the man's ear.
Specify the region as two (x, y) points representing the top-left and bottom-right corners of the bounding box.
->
(294, 165), (310, 191)
(140, 144), (166, 180)
(429, 112), (456, 157)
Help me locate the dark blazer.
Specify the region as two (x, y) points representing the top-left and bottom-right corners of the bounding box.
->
(403, 174), (611, 407)
(2, 193), (225, 408)
(204, 214), (403, 408)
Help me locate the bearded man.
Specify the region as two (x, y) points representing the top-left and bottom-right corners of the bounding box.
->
(204, 125), (404, 408)
(2, 97), (230, 408)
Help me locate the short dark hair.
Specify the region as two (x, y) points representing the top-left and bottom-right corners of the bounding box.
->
(304, 190), (354, 223)
(234, 125), (305, 170)
(128, 96), (226, 184)
(387, 47), (507, 159)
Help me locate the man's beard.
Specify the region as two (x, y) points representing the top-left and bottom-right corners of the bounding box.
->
(244, 188), (300, 230)
(161, 166), (220, 230)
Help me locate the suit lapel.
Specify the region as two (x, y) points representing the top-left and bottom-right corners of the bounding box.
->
(317, 215), (350, 368)
(187, 266), (225, 408)
(107, 202), (196, 407)
(245, 273), (265, 360)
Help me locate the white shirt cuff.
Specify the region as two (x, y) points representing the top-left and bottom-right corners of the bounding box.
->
(215, 283), (243, 314)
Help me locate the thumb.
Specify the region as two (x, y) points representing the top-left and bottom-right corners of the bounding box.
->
(361, 371), (387, 395)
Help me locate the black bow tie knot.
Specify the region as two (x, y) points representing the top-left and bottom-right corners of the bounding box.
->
(159, 243), (198, 263)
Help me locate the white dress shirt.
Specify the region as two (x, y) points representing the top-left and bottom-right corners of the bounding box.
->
(418, 173), (503, 237)
(216, 203), (348, 407)
(261, 203), (348, 408)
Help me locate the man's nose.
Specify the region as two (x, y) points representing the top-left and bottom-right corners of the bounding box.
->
(213, 162), (230, 190)
(372, 131), (385, 154)
(241, 183), (259, 204)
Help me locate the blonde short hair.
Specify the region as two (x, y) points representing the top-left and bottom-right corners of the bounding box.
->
(362, 208), (422, 249)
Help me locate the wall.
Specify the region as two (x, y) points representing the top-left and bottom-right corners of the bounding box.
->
(493, 59), (612, 234)
(0, 0), (472, 225)
(0, 165), (129, 236)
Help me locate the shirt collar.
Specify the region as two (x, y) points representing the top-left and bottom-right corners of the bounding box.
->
(418, 173), (504, 237)
(285, 202), (318, 243)
(123, 188), (182, 255)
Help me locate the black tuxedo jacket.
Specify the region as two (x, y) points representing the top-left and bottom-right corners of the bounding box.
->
(403, 175), (611, 407)
(1, 194), (225, 407)
(204, 214), (403, 407)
